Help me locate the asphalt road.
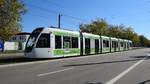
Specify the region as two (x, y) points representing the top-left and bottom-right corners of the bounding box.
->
(0, 48), (150, 84)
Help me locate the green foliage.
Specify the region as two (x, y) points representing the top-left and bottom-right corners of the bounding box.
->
(80, 18), (150, 47)
(139, 35), (150, 47)
(108, 25), (124, 38)
(80, 18), (109, 35)
(0, 0), (26, 41)
(132, 33), (140, 46)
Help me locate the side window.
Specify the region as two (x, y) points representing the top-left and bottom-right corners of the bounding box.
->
(103, 40), (106, 47)
(106, 41), (109, 47)
(63, 36), (71, 48)
(127, 43), (129, 48)
(13, 37), (16, 40)
(112, 41), (115, 48)
(124, 42), (127, 48)
(130, 43), (132, 47)
(36, 34), (50, 48)
(72, 37), (78, 48)
(55, 35), (62, 49)
(121, 42), (124, 47)
(116, 42), (118, 47)
(112, 41), (118, 48)
(103, 40), (109, 47)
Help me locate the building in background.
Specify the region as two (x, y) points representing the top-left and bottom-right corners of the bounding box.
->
(8, 32), (30, 50)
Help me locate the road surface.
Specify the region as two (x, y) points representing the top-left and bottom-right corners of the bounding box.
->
(0, 48), (150, 84)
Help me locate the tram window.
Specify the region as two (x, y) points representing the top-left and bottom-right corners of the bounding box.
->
(120, 42), (124, 47)
(103, 40), (109, 47)
(112, 41), (115, 48)
(112, 41), (118, 48)
(72, 37), (78, 48)
(63, 36), (71, 48)
(124, 42), (127, 48)
(116, 42), (118, 47)
(130, 43), (132, 47)
(127, 43), (129, 48)
(55, 35), (62, 49)
(36, 34), (50, 48)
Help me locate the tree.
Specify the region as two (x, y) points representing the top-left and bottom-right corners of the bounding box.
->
(115, 24), (129, 39)
(108, 25), (133, 39)
(79, 24), (92, 33)
(108, 25), (123, 38)
(0, 0), (26, 41)
(80, 18), (109, 36)
(132, 33), (140, 47)
(123, 27), (135, 40)
(79, 18), (150, 47)
(139, 35), (150, 47)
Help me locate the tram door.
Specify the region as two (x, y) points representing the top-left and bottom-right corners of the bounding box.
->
(95, 39), (99, 54)
(85, 38), (91, 55)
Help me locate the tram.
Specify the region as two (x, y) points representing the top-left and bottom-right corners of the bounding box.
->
(24, 27), (132, 58)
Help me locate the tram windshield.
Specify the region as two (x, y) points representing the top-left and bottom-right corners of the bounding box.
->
(25, 28), (43, 52)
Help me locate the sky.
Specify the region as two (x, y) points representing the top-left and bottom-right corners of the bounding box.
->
(22, 0), (150, 39)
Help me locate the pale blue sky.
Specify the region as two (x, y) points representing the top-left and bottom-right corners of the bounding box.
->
(22, 0), (150, 39)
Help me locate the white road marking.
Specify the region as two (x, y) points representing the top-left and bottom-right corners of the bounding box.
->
(105, 57), (147, 84)
(37, 67), (74, 77)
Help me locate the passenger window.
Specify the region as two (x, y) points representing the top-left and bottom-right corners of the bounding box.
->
(63, 36), (71, 48)
(124, 42), (127, 48)
(112, 41), (115, 48)
(121, 42), (124, 47)
(116, 42), (118, 47)
(130, 43), (132, 47)
(55, 35), (62, 49)
(36, 34), (50, 48)
(103, 40), (109, 47)
(72, 37), (78, 48)
(112, 41), (118, 48)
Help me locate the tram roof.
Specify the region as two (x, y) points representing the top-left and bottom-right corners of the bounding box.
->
(45, 27), (80, 36)
(129, 40), (132, 42)
(82, 32), (100, 39)
(101, 36), (110, 39)
(111, 37), (118, 41)
(41, 27), (130, 41)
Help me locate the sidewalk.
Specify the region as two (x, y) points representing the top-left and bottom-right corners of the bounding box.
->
(0, 52), (31, 65)
(0, 53), (24, 59)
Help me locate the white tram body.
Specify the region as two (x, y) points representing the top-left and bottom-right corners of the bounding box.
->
(24, 27), (133, 58)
